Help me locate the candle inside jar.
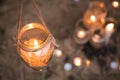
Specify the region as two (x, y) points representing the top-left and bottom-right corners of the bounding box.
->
(18, 23), (55, 69)
(20, 39), (53, 68)
(92, 34), (101, 43)
(77, 30), (86, 39)
(24, 38), (42, 46)
(105, 23), (114, 32)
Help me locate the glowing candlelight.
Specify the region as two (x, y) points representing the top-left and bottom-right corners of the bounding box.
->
(28, 23), (34, 29)
(19, 41), (53, 68)
(17, 0), (56, 70)
(105, 23), (114, 32)
(54, 49), (63, 57)
(92, 34), (101, 43)
(77, 30), (86, 39)
(83, 1), (107, 29)
(105, 23), (115, 44)
(24, 38), (42, 46)
(85, 60), (91, 67)
(90, 15), (96, 22)
(74, 19), (90, 44)
(73, 57), (82, 67)
(112, 1), (119, 8)
(74, 25), (90, 44)
(23, 38), (44, 57)
(91, 33), (105, 48)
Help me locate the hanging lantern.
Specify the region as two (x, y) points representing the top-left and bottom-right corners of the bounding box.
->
(17, 0), (56, 70)
(83, 1), (107, 30)
(74, 19), (91, 44)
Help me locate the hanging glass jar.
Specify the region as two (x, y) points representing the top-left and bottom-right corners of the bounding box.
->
(17, 0), (56, 70)
(83, 1), (107, 31)
(74, 19), (91, 44)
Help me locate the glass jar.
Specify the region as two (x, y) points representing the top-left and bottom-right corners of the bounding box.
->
(83, 1), (107, 30)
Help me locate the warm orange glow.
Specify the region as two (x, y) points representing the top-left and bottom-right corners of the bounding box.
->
(73, 57), (82, 67)
(24, 38), (41, 46)
(112, 1), (119, 8)
(17, 22), (55, 69)
(19, 41), (54, 68)
(28, 23), (34, 29)
(23, 38), (43, 50)
(83, 1), (107, 29)
(99, 3), (105, 8)
(92, 34), (101, 43)
(77, 30), (86, 39)
(90, 15), (96, 22)
(105, 23), (114, 32)
(33, 39), (39, 46)
(85, 60), (91, 67)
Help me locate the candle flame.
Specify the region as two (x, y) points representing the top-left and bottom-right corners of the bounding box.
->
(106, 23), (114, 32)
(77, 30), (86, 39)
(86, 60), (91, 67)
(90, 15), (96, 22)
(54, 49), (63, 57)
(33, 39), (39, 46)
(28, 23), (34, 29)
(112, 1), (119, 8)
(73, 57), (82, 67)
(92, 34), (101, 43)
(24, 38), (42, 47)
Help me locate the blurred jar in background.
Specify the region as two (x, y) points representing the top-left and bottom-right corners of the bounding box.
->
(83, 1), (107, 31)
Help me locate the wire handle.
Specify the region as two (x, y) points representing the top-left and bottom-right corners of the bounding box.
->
(17, 0), (58, 47)
(17, 0), (24, 36)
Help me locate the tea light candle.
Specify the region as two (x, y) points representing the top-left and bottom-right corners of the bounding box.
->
(73, 57), (82, 67)
(74, 28), (90, 44)
(92, 34), (101, 43)
(112, 1), (119, 8)
(105, 23), (114, 44)
(18, 23), (55, 70)
(24, 38), (42, 49)
(19, 41), (53, 68)
(77, 30), (86, 39)
(91, 34), (105, 48)
(23, 38), (48, 57)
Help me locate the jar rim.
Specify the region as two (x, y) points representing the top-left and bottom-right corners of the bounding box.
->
(17, 22), (52, 51)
